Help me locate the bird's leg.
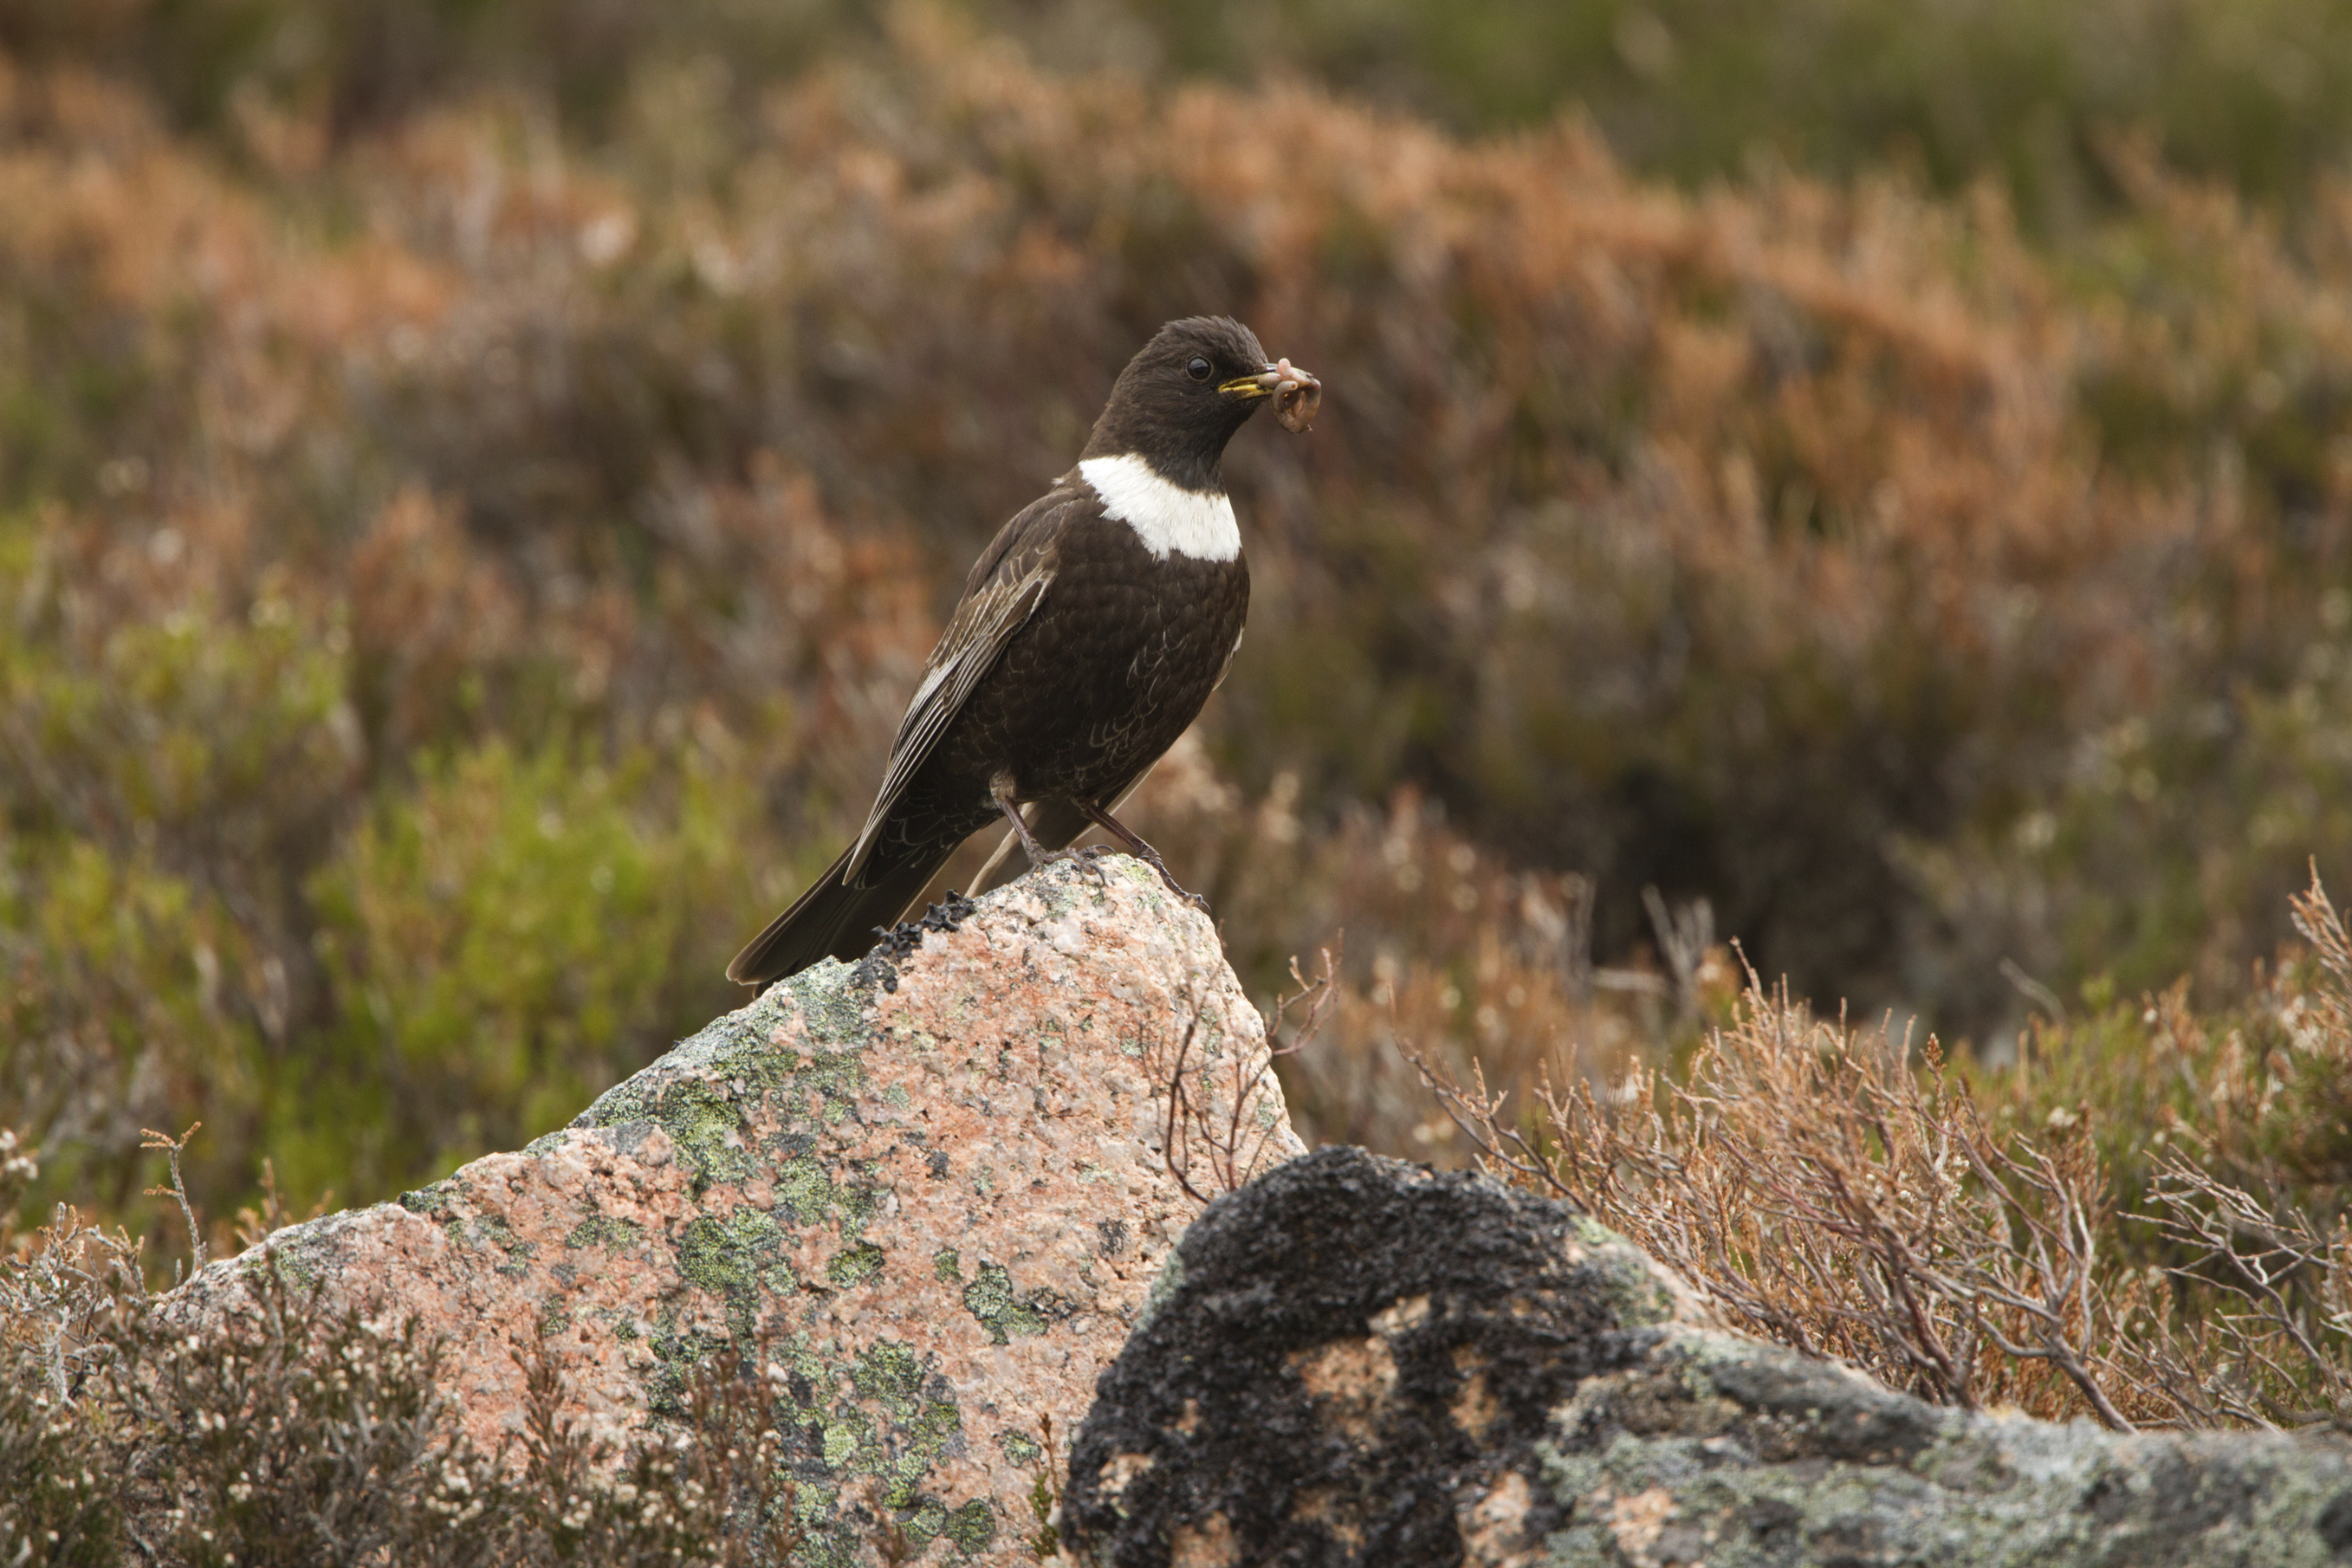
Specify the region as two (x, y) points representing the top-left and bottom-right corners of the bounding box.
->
(1077, 800), (1211, 913)
(993, 782), (1053, 865)
(992, 772), (1108, 886)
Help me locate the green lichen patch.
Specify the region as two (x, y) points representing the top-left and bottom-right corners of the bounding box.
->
(791, 1496), (995, 1568)
(397, 1181), (456, 1218)
(785, 959), (871, 1047)
(747, 1337), (996, 1563)
(269, 1241), (325, 1290)
(235, 1234), (327, 1291)
(771, 1040), (871, 1125)
(848, 1342), (930, 1417)
(650, 978), (806, 1079)
(939, 1499), (996, 1554)
(774, 1153), (841, 1227)
(677, 1207), (794, 1337)
(567, 977), (861, 1190)
(646, 1324), (736, 1418)
(562, 1214), (643, 1252)
(1569, 1215), (1681, 1329)
(933, 1248), (962, 1282)
(826, 1241), (885, 1288)
(859, 1390), (965, 1508)
(457, 1212), (538, 1278)
(658, 1079), (761, 1190)
(961, 1262), (1072, 1345)
(772, 1152), (883, 1236)
(818, 1407), (872, 1470)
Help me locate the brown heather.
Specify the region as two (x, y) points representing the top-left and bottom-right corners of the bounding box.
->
(1413, 869), (2352, 1433)
(1, 1189), (812, 1565)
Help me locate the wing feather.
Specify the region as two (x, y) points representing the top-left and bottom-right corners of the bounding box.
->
(841, 485), (1079, 881)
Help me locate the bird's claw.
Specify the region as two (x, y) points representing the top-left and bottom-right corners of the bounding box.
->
(1037, 841), (1113, 890)
(1135, 853), (1211, 913)
(1072, 844), (1114, 890)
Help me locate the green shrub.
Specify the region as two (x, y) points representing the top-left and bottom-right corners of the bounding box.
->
(301, 738), (752, 1199)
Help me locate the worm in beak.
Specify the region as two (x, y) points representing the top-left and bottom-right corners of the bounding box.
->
(1267, 358), (1322, 433)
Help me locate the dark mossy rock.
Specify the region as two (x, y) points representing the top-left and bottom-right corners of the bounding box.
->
(1065, 1147), (2352, 1568)
(1062, 1146), (1681, 1565)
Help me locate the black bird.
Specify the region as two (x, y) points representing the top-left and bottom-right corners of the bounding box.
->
(727, 316), (1321, 986)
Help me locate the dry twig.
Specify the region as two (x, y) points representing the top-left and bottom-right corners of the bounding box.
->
(139, 1124), (205, 1279)
(1159, 942), (1338, 1204)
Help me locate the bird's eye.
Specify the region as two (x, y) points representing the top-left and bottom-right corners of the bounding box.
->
(1186, 356), (1213, 381)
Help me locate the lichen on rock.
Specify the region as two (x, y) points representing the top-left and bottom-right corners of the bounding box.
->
(1062, 1148), (2352, 1568)
(1062, 1147), (1672, 1565)
(165, 856), (1304, 1563)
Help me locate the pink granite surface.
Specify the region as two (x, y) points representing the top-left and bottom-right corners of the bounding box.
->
(170, 856), (1306, 1560)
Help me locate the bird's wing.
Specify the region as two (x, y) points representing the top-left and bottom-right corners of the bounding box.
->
(841, 484), (1077, 883)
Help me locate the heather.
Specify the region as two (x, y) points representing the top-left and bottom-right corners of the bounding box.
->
(15, 0), (2352, 223)
(5, 0), (2352, 1429)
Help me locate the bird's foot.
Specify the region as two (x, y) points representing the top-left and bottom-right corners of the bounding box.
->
(993, 778), (1113, 889)
(1070, 800), (1212, 913)
(1133, 847), (1211, 913)
(1033, 841), (1114, 890)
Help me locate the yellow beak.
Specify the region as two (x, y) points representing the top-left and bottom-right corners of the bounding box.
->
(1219, 367), (1278, 399)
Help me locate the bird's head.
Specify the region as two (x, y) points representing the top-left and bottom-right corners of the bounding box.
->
(1083, 316), (1320, 490)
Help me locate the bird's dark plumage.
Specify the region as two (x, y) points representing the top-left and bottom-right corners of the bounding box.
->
(727, 317), (1319, 986)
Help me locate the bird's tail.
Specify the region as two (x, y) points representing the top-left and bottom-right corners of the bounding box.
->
(726, 844), (955, 987)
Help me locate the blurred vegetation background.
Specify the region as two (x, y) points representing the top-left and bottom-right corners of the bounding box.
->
(5, 0), (2352, 1252)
